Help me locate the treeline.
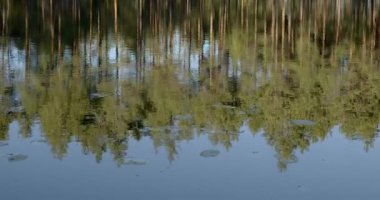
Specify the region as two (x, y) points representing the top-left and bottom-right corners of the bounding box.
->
(1, 0), (380, 56)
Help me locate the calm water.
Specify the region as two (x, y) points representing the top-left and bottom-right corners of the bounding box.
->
(1, 1), (380, 199)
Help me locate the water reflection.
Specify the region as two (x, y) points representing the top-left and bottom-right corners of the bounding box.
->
(1, 0), (380, 171)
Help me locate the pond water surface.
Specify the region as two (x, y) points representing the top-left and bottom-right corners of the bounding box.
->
(1, 1), (380, 199)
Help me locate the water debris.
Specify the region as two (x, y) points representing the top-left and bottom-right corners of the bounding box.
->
(7, 154), (28, 162)
(290, 119), (316, 126)
(124, 159), (147, 166)
(200, 149), (220, 158)
(252, 151), (259, 154)
(0, 141), (8, 147)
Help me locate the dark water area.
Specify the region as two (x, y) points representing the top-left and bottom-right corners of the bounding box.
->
(1, 1), (380, 199)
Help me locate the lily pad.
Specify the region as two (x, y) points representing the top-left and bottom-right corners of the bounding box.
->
(7, 154), (28, 162)
(124, 159), (147, 166)
(200, 149), (220, 158)
(290, 119), (316, 126)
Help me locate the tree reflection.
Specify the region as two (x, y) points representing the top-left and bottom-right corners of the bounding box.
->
(0, 0), (380, 170)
